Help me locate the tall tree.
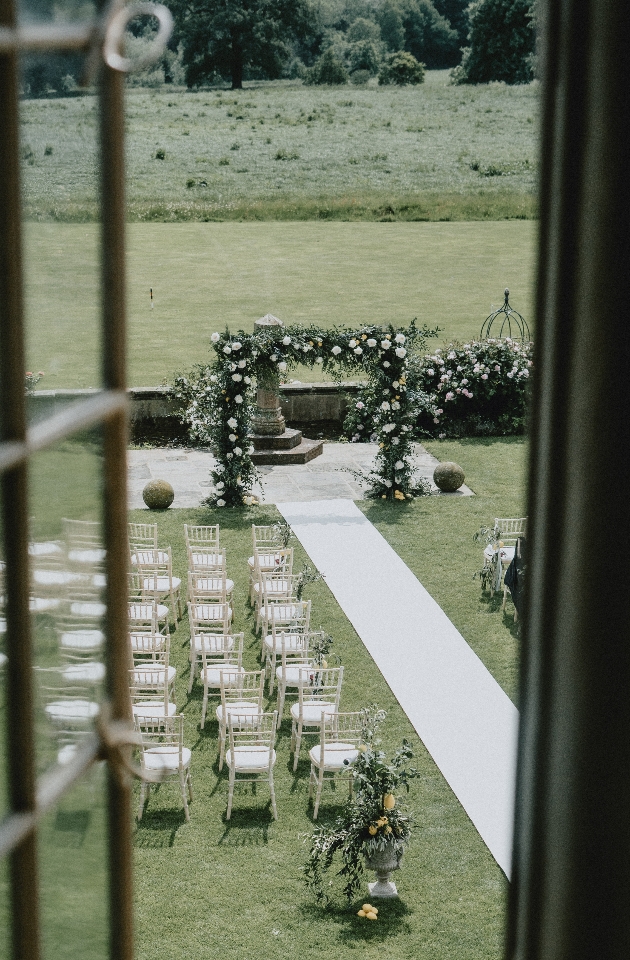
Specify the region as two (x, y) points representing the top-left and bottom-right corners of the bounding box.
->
(172, 0), (317, 89)
(456, 0), (535, 83)
(431, 0), (469, 44)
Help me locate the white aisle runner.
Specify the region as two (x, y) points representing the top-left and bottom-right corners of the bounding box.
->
(277, 499), (518, 878)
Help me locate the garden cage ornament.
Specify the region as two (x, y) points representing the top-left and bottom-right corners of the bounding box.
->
(480, 289), (531, 341)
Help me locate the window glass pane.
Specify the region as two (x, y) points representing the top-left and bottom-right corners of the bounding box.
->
(18, 0), (97, 26)
(39, 762), (109, 960)
(21, 57), (101, 411)
(29, 430), (106, 778)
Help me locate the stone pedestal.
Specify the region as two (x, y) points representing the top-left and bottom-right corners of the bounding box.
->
(251, 385), (286, 437)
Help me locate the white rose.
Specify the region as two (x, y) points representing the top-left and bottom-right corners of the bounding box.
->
(303, 344), (311, 352)
(367, 338), (377, 347)
(383, 361), (391, 368)
(235, 395), (243, 403)
(384, 479), (392, 487)
(332, 345), (341, 355)
(244, 376), (251, 384)
(427, 369), (434, 376)
(356, 401), (365, 410)
(216, 498), (226, 507)
(315, 357), (323, 364)
(270, 354), (277, 362)
(395, 333), (406, 344)
(395, 460), (404, 470)
(282, 336), (291, 345)
(215, 464), (224, 473)
(232, 341), (242, 351)
(381, 340), (390, 350)
(229, 433), (237, 442)
(381, 401), (390, 411)
(349, 339), (357, 348)
(278, 361), (287, 372)
(226, 453), (233, 460)
(247, 445), (255, 454)
(392, 437), (400, 444)
(233, 446), (242, 456)
(354, 347), (363, 355)
(232, 373), (242, 381)
(227, 418), (237, 429)
(211, 332), (220, 343)
(238, 359), (246, 368)
(395, 347), (407, 358)
(215, 481), (224, 489)
(223, 346), (232, 354)
(210, 375), (217, 383)
(236, 478), (243, 485)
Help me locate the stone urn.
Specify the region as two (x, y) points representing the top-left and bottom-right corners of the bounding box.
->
(364, 843), (402, 898)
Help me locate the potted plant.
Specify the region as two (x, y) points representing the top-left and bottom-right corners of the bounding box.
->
(304, 707), (418, 904)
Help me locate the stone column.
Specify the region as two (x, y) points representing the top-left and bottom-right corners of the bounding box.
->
(251, 314), (285, 436)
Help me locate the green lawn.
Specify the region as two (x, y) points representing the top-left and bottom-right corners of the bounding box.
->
(129, 436), (526, 960)
(25, 220), (536, 388)
(20, 72), (539, 223)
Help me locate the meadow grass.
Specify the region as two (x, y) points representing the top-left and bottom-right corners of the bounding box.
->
(20, 72), (539, 223)
(129, 436), (526, 960)
(25, 220), (536, 388)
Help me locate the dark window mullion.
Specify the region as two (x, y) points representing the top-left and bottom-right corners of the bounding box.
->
(0, 0), (41, 955)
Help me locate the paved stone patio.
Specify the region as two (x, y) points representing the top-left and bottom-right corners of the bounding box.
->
(128, 442), (473, 509)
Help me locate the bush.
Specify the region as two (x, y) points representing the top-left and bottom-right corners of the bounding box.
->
(348, 39), (381, 75)
(350, 69), (371, 85)
(304, 47), (349, 85)
(413, 338), (533, 437)
(378, 51), (425, 84)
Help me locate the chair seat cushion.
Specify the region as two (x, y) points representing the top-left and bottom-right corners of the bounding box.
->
(45, 699), (99, 725)
(132, 702), (177, 720)
(60, 629), (104, 650)
(276, 664), (313, 685)
(226, 746), (276, 770)
(142, 576), (181, 593)
(133, 665), (176, 685)
(31, 597), (62, 613)
(144, 746), (191, 772)
(309, 743), (359, 770)
(216, 702), (260, 723)
(191, 635), (234, 653)
(70, 601), (106, 618)
(62, 662), (106, 683)
(202, 664), (243, 686)
(67, 548), (106, 564)
(192, 605), (233, 621)
(264, 632), (303, 652)
(290, 701), (336, 724)
(483, 544), (515, 564)
(131, 550), (169, 565)
(248, 554), (281, 571)
(33, 569), (82, 587)
(191, 578), (234, 594)
(29, 541), (63, 558)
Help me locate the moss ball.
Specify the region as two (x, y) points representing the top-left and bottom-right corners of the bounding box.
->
(143, 479), (174, 509)
(433, 461), (465, 492)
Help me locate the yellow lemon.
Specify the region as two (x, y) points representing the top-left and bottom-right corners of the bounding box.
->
(377, 817), (388, 827)
(321, 659), (328, 668)
(383, 793), (396, 810)
(357, 910), (366, 917)
(368, 825), (378, 836)
(366, 912), (378, 920)
(384, 825), (392, 834)
(358, 744), (367, 752)
(362, 904), (373, 912)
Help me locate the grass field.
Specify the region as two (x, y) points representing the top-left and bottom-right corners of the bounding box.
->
(127, 437), (526, 960)
(20, 72), (539, 223)
(25, 220), (536, 388)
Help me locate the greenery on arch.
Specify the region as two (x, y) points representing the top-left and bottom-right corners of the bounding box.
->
(171, 320), (438, 507)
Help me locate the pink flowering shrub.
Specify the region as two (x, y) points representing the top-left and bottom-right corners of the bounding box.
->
(414, 339), (533, 437)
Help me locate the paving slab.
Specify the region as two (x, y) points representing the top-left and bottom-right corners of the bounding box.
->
(127, 442), (474, 509)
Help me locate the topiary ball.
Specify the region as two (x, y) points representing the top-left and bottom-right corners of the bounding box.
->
(433, 461), (465, 492)
(143, 479), (174, 509)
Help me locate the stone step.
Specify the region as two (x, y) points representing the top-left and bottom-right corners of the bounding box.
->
(250, 437), (324, 466)
(250, 427), (303, 451)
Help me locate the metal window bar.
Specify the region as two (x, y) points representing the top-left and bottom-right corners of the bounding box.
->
(0, 2), (170, 958)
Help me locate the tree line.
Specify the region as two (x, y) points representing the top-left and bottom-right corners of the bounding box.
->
(20, 0), (535, 95)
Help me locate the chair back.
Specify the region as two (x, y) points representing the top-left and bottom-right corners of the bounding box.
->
(187, 545), (226, 573)
(188, 601), (231, 632)
(132, 631), (170, 663)
(297, 665), (343, 712)
(135, 713), (184, 777)
(317, 710), (364, 765)
(128, 522), (158, 552)
(252, 525), (282, 551)
(184, 524), (220, 549)
(220, 668), (264, 712)
(62, 518), (102, 549)
(494, 517), (527, 545)
(228, 710), (277, 768)
(188, 571), (228, 603)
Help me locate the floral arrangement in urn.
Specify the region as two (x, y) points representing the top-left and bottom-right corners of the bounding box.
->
(304, 707), (418, 904)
